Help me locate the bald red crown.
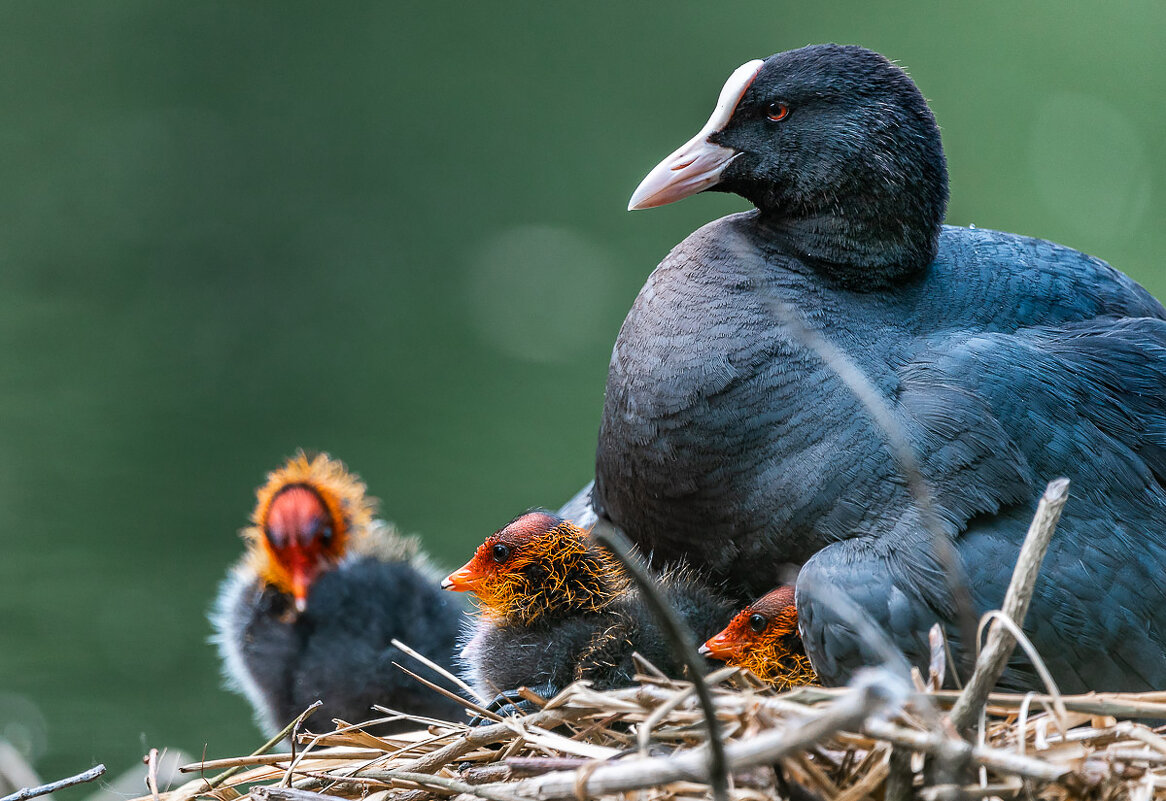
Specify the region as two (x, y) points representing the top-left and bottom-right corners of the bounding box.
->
(266, 486), (330, 549)
(753, 585), (796, 615)
(494, 511), (562, 545)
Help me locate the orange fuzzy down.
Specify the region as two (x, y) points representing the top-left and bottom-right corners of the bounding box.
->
(704, 587), (817, 690)
(243, 451), (375, 597)
(448, 512), (629, 624)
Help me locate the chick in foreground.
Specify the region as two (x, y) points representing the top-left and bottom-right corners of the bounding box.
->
(700, 586), (816, 691)
(443, 511), (736, 703)
(211, 451), (465, 734)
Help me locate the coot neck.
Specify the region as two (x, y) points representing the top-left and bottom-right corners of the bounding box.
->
(753, 204), (938, 290)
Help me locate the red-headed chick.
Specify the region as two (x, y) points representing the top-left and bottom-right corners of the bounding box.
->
(211, 451), (466, 734)
(443, 510), (737, 705)
(700, 586), (817, 690)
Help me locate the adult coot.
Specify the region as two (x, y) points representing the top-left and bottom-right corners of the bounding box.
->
(594, 44), (1166, 691)
(212, 452), (466, 733)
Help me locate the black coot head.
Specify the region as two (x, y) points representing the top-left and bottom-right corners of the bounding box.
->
(717, 46), (946, 215)
(630, 44), (949, 277)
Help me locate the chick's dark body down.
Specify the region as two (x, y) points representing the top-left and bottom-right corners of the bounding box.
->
(216, 549), (466, 732)
(462, 568), (737, 698)
(594, 44), (1166, 692)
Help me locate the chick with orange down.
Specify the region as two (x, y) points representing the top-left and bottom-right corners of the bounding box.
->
(212, 452), (466, 734)
(443, 510), (737, 704)
(700, 586), (817, 690)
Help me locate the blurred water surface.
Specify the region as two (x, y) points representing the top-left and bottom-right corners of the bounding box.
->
(0, 1), (1163, 790)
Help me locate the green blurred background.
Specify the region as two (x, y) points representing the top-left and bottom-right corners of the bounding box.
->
(1, 0), (1163, 792)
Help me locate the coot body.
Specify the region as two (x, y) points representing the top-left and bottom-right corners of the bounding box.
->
(594, 44), (1166, 690)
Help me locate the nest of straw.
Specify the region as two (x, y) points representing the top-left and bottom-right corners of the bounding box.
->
(135, 666), (1166, 801)
(120, 480), (1163, 801)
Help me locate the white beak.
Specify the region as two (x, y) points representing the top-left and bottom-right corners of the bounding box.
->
(628, 59), (764, 210)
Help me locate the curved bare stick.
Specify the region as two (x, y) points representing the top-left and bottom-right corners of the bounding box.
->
(949, 478), (1070, 732)
(590, 527), (729, 801)
(0, 764), (106, 801)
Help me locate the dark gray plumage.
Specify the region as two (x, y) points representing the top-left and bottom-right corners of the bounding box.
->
(215, 551), (467, 732)
(593, 44), (1166, 691)
(463, 569), (736, 699)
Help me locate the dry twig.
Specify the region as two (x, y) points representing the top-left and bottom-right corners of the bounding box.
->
(949, 478), (1070, 732)
(590, 527), (730, 801)
(0, 764), (106, 801)
(470, 669), (904, 801)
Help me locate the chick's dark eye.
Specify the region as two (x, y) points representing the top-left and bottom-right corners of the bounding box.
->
(748, 613), (768, 633)
(491, 543), (511, 563)
(766, 102), (789, 122)
(319, 525), (333, 546)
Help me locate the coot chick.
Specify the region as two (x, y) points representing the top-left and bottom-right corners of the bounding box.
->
(700, 586), (816, 690)
(211, 452), (466, 734)
(443, 511), (736, 702)
(598, 44), (1166, 690)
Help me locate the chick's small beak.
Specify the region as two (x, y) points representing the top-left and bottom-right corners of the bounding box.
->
(628, 58), (764, 211)
(701, 630), (742, 661)
(441, 562), (481, 592)
(291, 570), (311, 613)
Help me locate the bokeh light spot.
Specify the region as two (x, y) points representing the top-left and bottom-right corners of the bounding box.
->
(0, 693), (48, 761)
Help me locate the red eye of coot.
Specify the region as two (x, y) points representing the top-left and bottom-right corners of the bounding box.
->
(767, 102), (789, 122)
